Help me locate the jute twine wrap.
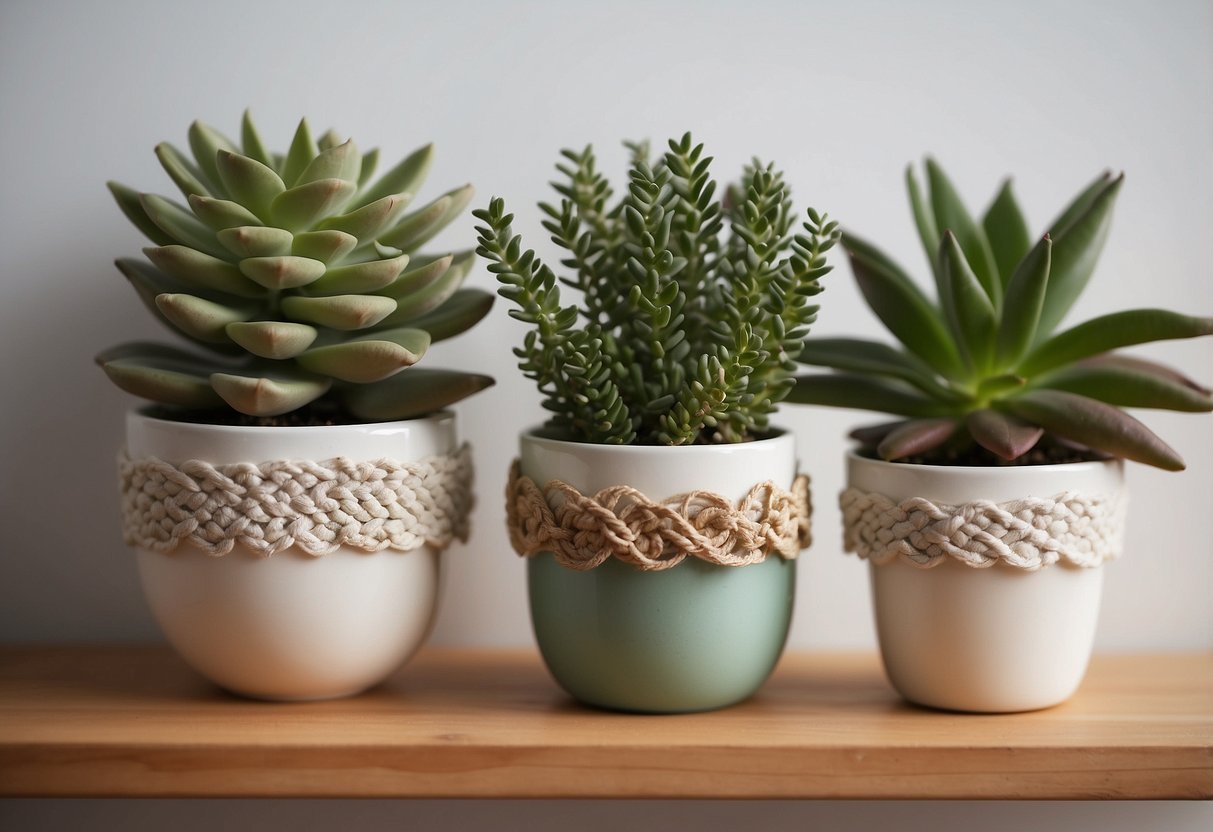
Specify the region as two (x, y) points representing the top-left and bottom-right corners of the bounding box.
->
(121, 444), (474, 558)
(840, 487), (1126, 571)
(506, 460), (812, 571)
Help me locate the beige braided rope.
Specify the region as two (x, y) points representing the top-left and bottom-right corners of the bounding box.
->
(506, 460), (812, 571)
(840, 486), (1126, 571)
(121, 444), (474, 558)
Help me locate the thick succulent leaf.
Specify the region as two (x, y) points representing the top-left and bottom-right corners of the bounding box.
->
(876, 418), (958, 461)
(1036, 173), (1123, 337)
(1076, 354), (1210, 395)
(303, 254), (408, 296)
(376, 253), (452, 299)
(140, 194), (229, 259)
(995, 234), (1051, 369)
(849, 420), (908, 446)
(1021, 309), (1213, 376)
(848, 249), (965, 379)
(999, 389), (1184, 470)
(216, 225), (294, 259)
(107, 182), (175, 246)
(296, 327), (430, 382)
(405, 288), (495, 342)
(354, 142), (433, 209)
(320, 193), (409, 240)
(905, 165), (940, 279)
(840, 232), (914, 283)
(966, 408), (1044, 460)
(981, 179), (1032, 289)
(187, 194), (263, 230)
(298, 139), (360, 186)
(225, 321), (318, 359)
(281, 118), (318, 187)
(269, 178), (356, 231)
(1047, 170), (1113, 238)
(187, 121), (240, 195)
(210, 369), (331, 417)
(238, 255), (327, 290)
(280, 293), (396, 330)
(357, 147), (380, 189)
(938, 231), (996, 373)
(155, 142), (213, 199)
(1038, 361), (1213, 412)
(377, 184), (475, 252)
(144, 245), (264, 298)
(373, 250), (472, 327)
(317, 129), (342, 151)
(343, 369), (495, 421)
(291, 229), (358, 264)
(926, 158), (1000, 305)
(215, 150), (286, 222)
(975, 372), (1026, 398)
(788, 373), (954, 417)
(97, 342), (225, 409)
(155, 293), (255, 342)
(239, 110), (272, 166)
(117, 256), (194, 312)
(797, 336), (957, 399)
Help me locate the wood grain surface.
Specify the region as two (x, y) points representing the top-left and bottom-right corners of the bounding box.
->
(1, 647), (1209, 799)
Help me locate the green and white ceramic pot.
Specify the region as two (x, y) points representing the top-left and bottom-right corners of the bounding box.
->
(520, 428), (799, 713)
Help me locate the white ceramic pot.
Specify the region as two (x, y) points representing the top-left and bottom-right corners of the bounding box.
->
(126, 409), (458, 701)
(848, 452), (1125, 713)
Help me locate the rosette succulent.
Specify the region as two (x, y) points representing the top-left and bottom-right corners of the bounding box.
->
(97, 112), (494, 421)
(791, 160), (1213, 469)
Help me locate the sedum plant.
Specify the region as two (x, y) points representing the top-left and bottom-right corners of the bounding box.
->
(97, 112), (494, 421)
(791, 160), (1213, 470)
(474, 133), (839, 445)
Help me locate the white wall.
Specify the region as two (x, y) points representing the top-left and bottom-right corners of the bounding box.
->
(1, 0), (1210, 828)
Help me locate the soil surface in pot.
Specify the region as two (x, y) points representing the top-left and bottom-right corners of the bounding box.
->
(147, 402), (368, 428)
(857, 438), (1108, 468)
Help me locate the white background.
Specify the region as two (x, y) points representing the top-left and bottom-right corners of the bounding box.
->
(1, 0), (1210, 829)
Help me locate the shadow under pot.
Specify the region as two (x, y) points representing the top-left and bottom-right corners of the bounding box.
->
(844, 452), (1126, 713)
(123, 408), (472, 701)
(513, 428), (807, 714)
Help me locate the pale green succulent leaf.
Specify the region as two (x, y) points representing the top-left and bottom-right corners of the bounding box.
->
(925, 158), (1000, 305)
(269, 178), (356, 231)
(280, 117), (317, 187)
(343, 369), (494, 421)
(876, 418), (957, 461)
(317, 129), (341, 151)
(188, 121), (240, 196)
(296, 327), (430, 382)
(966, 409), (1043, 460)
(144, 245), (264, 299)
(1020, 309), (1213, 377)
(995, 234), (1051, 368)
(280, 293), (396, 330)
(215, 150), (286, 222)
(374, 241), (403, 259)
(354, 142), (433, 209)
(140, 193), (229, 259)
(406, 288), (495, 342)
(210, 369), (331, 417)
(939, 231), (996, 373)
(291, 229), (358, 264)
(107, 182), (175, 246)
(1047, 170), (1114, 238)
(238, 255), (327, 290)
(225, 321), (319, 360)
(981, 179), (1032, 289)
(216, 225), (294, 259)
(303, 254), (408, 296)
(155, 292), (255, 342)
(187, 194), (263, 230)
(320, 193), (409, 240)
(787, 373), (955, 417)
(357, 147), (379, 189)
(375, 253), (452, 299)
(97, 342), (226, 409)
(373, 249), (472, 327)
(155, 142), (213, 199)
(298, 139), (361, 186)
(383, 183), (475, 253)
(240, 110), (272, 166)
(1037, 361), (1213, 412)
(376, 193), (453, 251)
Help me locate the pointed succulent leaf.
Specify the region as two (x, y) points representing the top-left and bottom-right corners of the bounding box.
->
(982, 179), (1032, 289)
(225, 321), (319, 360)
(215, 150), (286, 222)
(155, 142), (213, 198)
(926, 159), (1000, 305)
(798, 337), (957, 399)
(841, 232), (915, 285)
(291, 229), (358, 264)
(966, 409), (1044, 460)
(343, 369), (494, 421)
(239, 110), (272, 166)
(144, 245), (264, 298)
(296, 327), (430, 382)
(1047, 170), (1113, 238)
(155, 293), (255, 342)
(320, 193), (409, 240)
(354, 142), (433, 208)
(210, 369), (331, 417)
(238, 255), (327, 290)
(1021, 309), (1213, 376)
(1075, 354), (1210, 396)
(107, 182), (175, 246)
(115, 259), (242, 355)
(999, 389), (1184, 470)
(269, 178), (356, 231)
(938, 231), (996, 373)
(357, 147), (379, 189)
(187, 120), (240, 194)
(375, 253), (452, 299)
(788, 373), (954, 417)
(995, 234), (1051, 368)
(280, 293), (396, 330)
(303, 254), (408, 296)
(405, 288), (495, 342)
(281, 118), (318, 187)
(1038, 361), (1213, 412)
(848, 420), (908, 446)
(373, 250), (471, 327)
(317, 129), (341, 151)
(378, 184), (475, 252)
(905, 164), (940, 279)
(298, 139), (361, 186)
(1036, 173), (1124, 337)
(216, 225), (294, 259)
(187, 194), (263, 230)
(140, 193), (229, 258)
(97, 342), (225, 409)
(876, 418), (957, 461)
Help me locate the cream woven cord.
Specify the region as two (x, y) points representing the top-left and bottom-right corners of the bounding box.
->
(121, 444), (474, 558)
(839, 486), (1125, 571)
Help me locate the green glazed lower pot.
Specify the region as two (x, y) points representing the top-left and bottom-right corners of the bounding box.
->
(519, 427), (800, 713)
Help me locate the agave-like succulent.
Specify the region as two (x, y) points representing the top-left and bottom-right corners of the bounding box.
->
(97, 112), (494, 420)
(790, 160), (1213, 469)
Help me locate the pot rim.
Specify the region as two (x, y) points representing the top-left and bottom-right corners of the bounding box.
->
(845, 448), (1125, 477)
(128, 405), (455, 437)
(519, 423), (793, 456)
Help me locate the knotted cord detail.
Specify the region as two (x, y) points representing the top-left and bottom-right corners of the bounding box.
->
(840, 486), (1125, 570)
(506, 460), (812, 571)
(121, 444), (474, 558)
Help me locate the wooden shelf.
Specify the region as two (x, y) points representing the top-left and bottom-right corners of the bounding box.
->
(1, 646), (1209, 799)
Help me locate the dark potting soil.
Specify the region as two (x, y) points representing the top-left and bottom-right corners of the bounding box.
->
(883, 442), (1108, 467)
(145, 402), (366, 428)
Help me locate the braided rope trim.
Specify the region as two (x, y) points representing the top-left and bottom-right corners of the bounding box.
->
(506, 460), (812, 571)
(121, 444), (474, 558)
(840, 486), (1126, 571)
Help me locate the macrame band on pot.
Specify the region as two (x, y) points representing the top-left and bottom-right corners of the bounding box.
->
(839, 487), (1126, 570)
(121, 444), (475, 558)
(505, 460), (812, 571)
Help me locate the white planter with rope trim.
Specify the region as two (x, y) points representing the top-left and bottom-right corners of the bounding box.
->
(845, 452), (1125, 713)
(123, 409), (473, 701)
